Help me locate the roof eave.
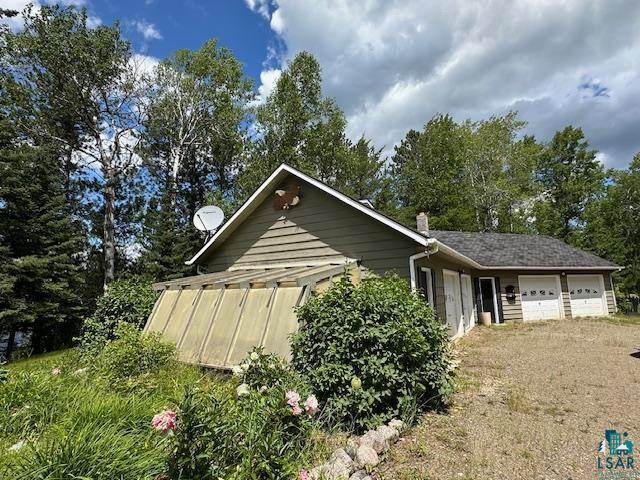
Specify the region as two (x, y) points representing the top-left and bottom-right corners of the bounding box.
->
(476, 265), (622, 271)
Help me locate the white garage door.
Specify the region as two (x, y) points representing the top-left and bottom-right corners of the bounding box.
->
(443, 270), (464, 338)
(519, 275), (563, 321)
(567, 275), (607, 317)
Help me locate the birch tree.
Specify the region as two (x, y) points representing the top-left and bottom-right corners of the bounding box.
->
(139, 40), (252, 280)
(1, 5), (148, 290)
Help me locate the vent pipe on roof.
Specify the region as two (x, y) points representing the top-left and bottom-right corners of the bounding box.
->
(417, 212), (429, 236)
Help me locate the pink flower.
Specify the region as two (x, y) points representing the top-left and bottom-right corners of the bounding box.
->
(304, 394), (318, 416)
(291, 404), (303, 416)
(285, 390), (300, 407)
(152, 410), (177, 433)
(298, 469), (309, 480)
(51, 367), (61, 376)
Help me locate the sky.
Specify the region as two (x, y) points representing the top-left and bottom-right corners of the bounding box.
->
(3, 0), (640, 169)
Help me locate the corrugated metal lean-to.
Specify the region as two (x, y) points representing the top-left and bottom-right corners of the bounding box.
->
(144, 264), (358, 369)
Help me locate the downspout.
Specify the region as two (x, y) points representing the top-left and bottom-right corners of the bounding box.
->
(409, 239), (438, 290)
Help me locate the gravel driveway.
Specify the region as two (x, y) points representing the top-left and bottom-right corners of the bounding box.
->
(378, 318), (640, 480)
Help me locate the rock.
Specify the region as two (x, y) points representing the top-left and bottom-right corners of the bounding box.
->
(323, 460), (351, 479)
(388, 418), (404, 431)
(329, 448), (353, 468)
(345, 437), (359, 459)
(307, 466), (323, 480)
(360, 430), (388, 454)
(376, 424), (399, 443)
(355, 445), (379, 468)
(349, 471), (371, 480)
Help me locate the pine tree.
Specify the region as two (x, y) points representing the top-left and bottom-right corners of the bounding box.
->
(0, 129), (83, 357)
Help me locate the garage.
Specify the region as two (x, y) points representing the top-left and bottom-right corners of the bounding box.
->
(519, 275), (563, 321)
(567, 274), (607, 317)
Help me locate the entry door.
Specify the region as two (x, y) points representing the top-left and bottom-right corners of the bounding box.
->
(567, 275), (607, 317)
(519, 275), (562, 321)
(478, 278), (499, 323)
(461, 274), (475, 331)
(443, 270), (464, 337)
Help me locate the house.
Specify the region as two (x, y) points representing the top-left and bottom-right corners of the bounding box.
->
(145, 164), (621, 368)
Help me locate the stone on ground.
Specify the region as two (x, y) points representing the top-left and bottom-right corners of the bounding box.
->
(359, 430), (388, 453)
(355, 445), (379, 468)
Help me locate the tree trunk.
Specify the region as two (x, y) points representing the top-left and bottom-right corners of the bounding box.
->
(4, 329), (16, 362)
(103, 167), (116, 291)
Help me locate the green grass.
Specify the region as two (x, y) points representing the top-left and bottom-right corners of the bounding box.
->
(600, 313), (640, 326)
(0, 348), (215, 480)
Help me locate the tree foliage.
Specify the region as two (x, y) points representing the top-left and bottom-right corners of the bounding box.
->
(0, 117), (83, 358)
(533, 126), (605, 241)
(138, 39), (253, 281)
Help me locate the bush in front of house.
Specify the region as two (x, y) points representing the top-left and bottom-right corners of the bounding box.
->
(291, 273), (455, 432)
(231, 346), (299, 390)
(78, 277), (158, 358)
(95, 323), (177, 393)
(165, 350), (319, 480)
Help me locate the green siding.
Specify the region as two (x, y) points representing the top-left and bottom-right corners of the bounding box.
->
(202, 175), (418, 276)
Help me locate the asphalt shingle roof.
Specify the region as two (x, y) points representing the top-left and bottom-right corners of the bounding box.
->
(429, 230), (619, 269)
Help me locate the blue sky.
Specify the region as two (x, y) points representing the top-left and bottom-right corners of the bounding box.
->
(88, 0), (276, 83)
(4, 0), (640, 168)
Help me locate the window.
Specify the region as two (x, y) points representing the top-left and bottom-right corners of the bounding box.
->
(418, 267), (435, 306)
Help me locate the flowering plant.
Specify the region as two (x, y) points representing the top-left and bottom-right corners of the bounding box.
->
(152, 409), (177, 434)
(231, 347), (296, 391)
(285, 390), (318, 417)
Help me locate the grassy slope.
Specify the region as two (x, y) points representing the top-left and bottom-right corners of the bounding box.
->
(0, 349), (212, 480)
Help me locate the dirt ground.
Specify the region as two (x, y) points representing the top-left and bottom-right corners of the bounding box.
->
(377, 318), (640, 480)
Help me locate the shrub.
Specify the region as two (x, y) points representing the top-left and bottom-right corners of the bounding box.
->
(95, 323), (176, 393)
(292, 273), (455, 432)
(166, 351), (319, 480)
(231, 346), (297, 390)
(78, 277), (158, 358)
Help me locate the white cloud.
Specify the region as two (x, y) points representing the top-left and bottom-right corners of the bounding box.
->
(133, 19), (162, 40)
(250, 0), (640, 168)
(0, 0), (39, 30)
(129, 53), (160, 77)
(87, 14), (102, 28)
(250, 68), (281, 106)
(1, 0), (102, 30)
(53, 0), (86, 6)
(244, 0), (271, 20)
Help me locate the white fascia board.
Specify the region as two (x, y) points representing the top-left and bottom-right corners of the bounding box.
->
(187, 164), (428, 265)
(478, 265), (621, 271)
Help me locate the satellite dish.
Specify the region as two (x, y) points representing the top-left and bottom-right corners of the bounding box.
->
(193, 205), (224, 233)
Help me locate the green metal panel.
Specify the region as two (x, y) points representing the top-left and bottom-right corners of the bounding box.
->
(199, 288), (247, 367)
(225, 288), (274, 366)
(178, 287), (222, 363)
(146, 289), (180, 333)
(261, 286), (304, 361)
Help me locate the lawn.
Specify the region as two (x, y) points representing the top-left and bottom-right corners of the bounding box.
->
(377, 317), (640, 480)
(0, 346), (342, 480)
(0, 348), (214, 479)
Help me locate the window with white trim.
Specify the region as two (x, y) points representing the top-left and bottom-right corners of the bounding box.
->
(418, 267), (435, 306)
